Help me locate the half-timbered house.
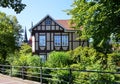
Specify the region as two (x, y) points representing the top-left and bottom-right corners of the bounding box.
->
(29, 15), (89, 61)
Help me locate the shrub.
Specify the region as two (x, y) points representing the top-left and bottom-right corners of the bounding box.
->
(45, 51), (71, 84)
(46, 51), (71, 68)
(10, 54), (42, 81)
(68, 46), (119, 84)
(7, 43), (42, 80)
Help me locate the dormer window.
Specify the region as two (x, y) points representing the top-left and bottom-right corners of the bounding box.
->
(45, 19), (51, 25)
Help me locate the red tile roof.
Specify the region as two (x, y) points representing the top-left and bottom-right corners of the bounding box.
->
(56, 20), (74, 30)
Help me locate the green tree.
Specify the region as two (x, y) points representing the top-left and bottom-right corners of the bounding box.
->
(68, 46), (119, 84)
(0, 0), (26, 13)
(67, 0), (120, 54)
(0, 12), (22, 63)
(7, 43), (32, 65)
(19, 43), (32, 55)
(8, 43), (42, 79)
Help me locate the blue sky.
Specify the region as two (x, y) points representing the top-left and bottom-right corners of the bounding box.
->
(0, 0), (73, 38)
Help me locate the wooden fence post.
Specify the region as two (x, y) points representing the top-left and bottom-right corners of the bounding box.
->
(69, 68), (72, 84)
(10, 65), (12, 77)
(40, 65), (42, 84)
(22, 66), (24, 79)
(2, 65), (4, 74)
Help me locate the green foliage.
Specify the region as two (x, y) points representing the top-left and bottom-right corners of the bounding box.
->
(46, 51), (71, 68)
(5, 43), (120, 83)
(50, 67), (70, 84)
(9, 43), (42, 80)
(43, 47), (120, 84)
(67, 0), (120, 82)
(10, 54), (42, 79)
(0, 0), (26, 13)
(11, 52), (39, 66)
(68, 46), (119, 84)
(10, 43), (40, 66)
(20, 43), (32, 55)
(68, 46), (104, 68)
(112, 43), (120, 53)
(67, 0), (120, 53)
(107, 52), (120, 67)
(45, 51), (72, 84)
(0, 12), (22, 63)
(7, 43), (31, 65)
(74, 72), (115, 84)
(27, 55), (41, 66)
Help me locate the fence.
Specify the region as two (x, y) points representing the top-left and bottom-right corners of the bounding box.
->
(0, 64), (120, 84)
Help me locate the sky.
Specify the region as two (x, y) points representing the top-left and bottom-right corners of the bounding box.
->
(0, 0), (73, 39)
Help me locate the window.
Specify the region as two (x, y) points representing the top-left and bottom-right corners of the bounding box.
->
(45, 19), (51, 25)
(40, 55), (46, 62)
(39, 35), (46, 46)
(62, 35), (68, 46)
(54, 35), (68, 46)
(54, 36), (61, 46)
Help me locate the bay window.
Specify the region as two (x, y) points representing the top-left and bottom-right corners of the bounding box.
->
(54, 35), (68, 46)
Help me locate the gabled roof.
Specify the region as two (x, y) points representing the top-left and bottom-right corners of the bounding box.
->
(56, 20), (74, 30)
(29, 15), (75, 32)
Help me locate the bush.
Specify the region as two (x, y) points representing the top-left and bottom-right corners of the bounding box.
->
(45, 51), (71, 84)
(68, 46), (119, 84)
(46, 51), (71, 68)
(7, 43), (43, 81)
(50, 66), (70, 84)
(10, 54), (42, 81)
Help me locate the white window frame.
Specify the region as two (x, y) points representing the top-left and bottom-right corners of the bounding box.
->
(54, 35), (61, 46)
(54, 35), (68, 46)
(62, 35), (68, 46)
(39, 35), (46, 46)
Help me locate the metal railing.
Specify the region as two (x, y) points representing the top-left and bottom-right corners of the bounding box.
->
(0, 64), (120, 84)
(0, 65), (71, 84)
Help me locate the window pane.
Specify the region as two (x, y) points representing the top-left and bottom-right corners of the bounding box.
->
(40, 55), (46, 62)
(45, 19), (51, 25)
(54, 36), (61, 46)
(39, 35), (46, 46)
(62, 36), (68, 46)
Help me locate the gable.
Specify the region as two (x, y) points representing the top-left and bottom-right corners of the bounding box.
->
(29, 15), (67, 32)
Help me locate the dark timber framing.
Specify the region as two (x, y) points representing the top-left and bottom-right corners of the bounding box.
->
(29, 15), (89, 59)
